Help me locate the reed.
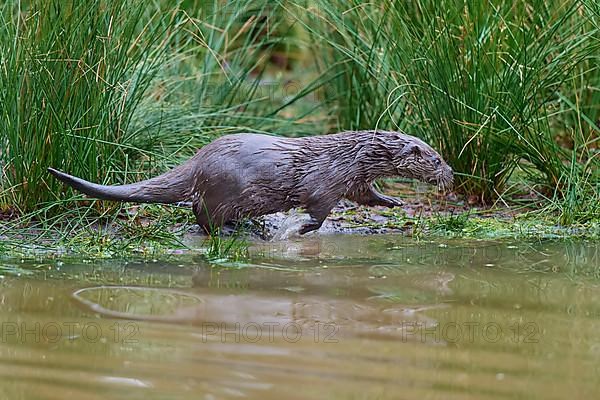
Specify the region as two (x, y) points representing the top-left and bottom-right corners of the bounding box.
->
(0, 0), (324, 217)
(309, 0), (599, 210)
(0, 0), (181, 211)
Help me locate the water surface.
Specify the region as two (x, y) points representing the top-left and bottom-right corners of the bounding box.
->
(1, 237), (599, 399)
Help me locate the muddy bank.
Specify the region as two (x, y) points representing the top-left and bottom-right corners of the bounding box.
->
(1, 182), (598, 259)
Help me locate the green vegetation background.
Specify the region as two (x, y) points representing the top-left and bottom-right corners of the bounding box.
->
(0, 0), (598, 255)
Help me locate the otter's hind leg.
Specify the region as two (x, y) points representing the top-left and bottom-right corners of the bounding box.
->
(192, 199), (230, 233)
(192, 200), (210, 233)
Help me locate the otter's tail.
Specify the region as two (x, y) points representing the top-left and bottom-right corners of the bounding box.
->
(48, 163), (195, 204)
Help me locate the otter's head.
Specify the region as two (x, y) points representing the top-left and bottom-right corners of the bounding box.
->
(392, 138), (454, 191)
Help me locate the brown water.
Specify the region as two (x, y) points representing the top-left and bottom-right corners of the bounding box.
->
(1, 237), (599, 399)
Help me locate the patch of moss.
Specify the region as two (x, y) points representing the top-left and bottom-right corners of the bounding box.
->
(423, 214), (600, 240)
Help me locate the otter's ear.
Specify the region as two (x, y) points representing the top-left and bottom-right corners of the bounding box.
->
(399, 144), (421, 157)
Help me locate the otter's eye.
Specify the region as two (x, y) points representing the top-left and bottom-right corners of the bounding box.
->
(434, 158), (441, 167)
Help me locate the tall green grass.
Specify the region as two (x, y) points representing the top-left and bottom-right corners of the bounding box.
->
(0, 0), (325, 219)
(309, 0), (599, 212)
(0, 0), (178, 212)
(129, 0), (322, 166)
(1, 0), (597, 237)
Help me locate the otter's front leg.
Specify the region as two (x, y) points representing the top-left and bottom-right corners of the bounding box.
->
(299, 197), (338, 235)
(347, 183), (403, 208)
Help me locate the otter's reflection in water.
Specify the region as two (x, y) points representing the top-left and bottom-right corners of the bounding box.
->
(72, 281), (451, 342)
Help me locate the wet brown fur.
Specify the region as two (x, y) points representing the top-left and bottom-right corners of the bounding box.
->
(49, 130), (453, 234)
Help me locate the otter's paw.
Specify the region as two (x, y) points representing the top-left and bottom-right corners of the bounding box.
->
(379, 196), (404, 208)
(298, 221), (322, 235)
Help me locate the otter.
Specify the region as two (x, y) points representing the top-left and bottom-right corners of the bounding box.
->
(48, 130), (453, 234)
